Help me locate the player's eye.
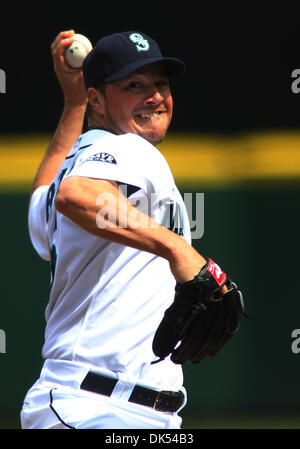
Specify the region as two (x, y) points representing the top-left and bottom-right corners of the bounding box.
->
(126, 81), (143, 90)
(155, 80), (170, 91)
(156, 81), (168, 87)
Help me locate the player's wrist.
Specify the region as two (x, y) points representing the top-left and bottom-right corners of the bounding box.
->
(63, 98), (88, 109)
(165, 240), (207, 283)
(60, 102), (87, 125)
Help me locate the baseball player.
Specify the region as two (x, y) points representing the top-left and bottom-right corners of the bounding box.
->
(21, 30), (243, 429)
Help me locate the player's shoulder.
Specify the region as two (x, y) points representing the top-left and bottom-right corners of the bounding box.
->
(72, 128), (110, 153)
(88, 130), (151, 151)
(72, 129), (169, 171)
(63, 129), (116, 166)
(81, 130), (159, 159)
(76, 128), (160, 154)
(119, 132), (157, 152)
(118, 133), (169, 164)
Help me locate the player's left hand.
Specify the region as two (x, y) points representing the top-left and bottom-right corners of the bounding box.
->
(51, 30), (88, 107)
(152, 258), (245, 364)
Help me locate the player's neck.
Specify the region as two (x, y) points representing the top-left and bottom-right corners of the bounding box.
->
(87, 116), (109, 132)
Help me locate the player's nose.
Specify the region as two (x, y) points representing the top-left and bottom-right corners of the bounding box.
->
(145, 88), (164, 105)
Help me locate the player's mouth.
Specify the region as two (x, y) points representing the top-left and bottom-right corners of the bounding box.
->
(135, 111), (166, 120)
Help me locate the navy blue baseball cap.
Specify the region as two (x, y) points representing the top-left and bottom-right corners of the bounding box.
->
(82, 31), (185, 89)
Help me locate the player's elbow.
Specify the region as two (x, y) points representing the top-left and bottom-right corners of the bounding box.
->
(55, 178), (76, 215)
(55, 188), (69, 215)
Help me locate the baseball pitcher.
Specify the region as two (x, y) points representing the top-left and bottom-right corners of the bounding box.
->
(21, 30), (244, 429)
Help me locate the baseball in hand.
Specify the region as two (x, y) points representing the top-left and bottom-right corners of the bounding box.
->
(64, 34), (93, 68)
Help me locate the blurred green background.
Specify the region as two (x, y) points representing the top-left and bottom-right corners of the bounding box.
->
(1, 3), (300, 429)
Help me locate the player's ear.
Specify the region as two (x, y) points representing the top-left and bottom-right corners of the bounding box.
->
(87, 87), (105, 115)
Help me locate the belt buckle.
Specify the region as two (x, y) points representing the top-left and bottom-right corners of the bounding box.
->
(154, 389), (184, 412)
(154, 390), (167, 411)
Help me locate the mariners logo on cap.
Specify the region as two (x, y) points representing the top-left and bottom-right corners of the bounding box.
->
(129, 33), (150, 52)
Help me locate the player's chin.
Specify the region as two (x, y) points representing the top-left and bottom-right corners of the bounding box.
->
(137, 128), (167, 145)
(134, 121), (169, 145)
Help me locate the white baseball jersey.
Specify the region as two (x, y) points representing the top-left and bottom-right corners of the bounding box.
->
(28, 128), (191, 392)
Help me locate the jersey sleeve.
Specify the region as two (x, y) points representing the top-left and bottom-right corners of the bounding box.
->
(28, 185), (51, 261)
(63, 133), (151, 192)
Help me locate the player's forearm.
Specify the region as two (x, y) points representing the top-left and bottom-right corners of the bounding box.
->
(55, 176), (207, 282)
(55, 176), (179, 254)
(31, 103), (86, 195)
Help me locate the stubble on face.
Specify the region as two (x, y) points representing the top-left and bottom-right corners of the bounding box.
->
(100, 63), (173, 146)
(104, 110), (167, 145)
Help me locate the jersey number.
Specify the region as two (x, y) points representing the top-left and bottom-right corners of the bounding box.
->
(46, 168), (68, 289)
(50, 244), (57, 289)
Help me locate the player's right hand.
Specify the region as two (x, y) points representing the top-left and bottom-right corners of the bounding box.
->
(51, 30), (88, 107)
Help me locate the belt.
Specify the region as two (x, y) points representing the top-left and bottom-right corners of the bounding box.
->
(80, 371), (184, 413)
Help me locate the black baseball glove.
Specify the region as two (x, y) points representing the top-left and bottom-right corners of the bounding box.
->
(152, 258), (244, 364)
